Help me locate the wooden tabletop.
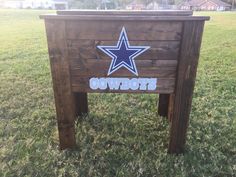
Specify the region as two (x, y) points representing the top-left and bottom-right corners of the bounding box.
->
(56, 10), (193, 16)
(40, 10), (210, 21)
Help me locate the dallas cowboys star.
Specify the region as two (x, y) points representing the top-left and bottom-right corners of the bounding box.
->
(97, 27), (150, 76)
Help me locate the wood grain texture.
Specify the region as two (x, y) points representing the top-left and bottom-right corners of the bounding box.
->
(168, 21), (205, 154)
(167, 94), (175, 122)
(158, 94), (170, 118)
(69, 58), (177, 77)
(57, 10), (193, 16)
(42, 10), (209, 153)
(70, 58), (177, 68)
(40, 15), (210, 21)
(71, 77), (175, 94)
(68, 40), (180, 60)
(45, 20), (76, 150)
(74, 92), (88, 117)
(66, 21), (182, 41)
(70, 64), (176, 78)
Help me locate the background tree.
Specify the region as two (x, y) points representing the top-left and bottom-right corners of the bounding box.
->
(68, 0), (234, 9)
(68, 0), (101, 9)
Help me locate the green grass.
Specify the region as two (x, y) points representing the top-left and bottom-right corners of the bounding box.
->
(0, 9), (236, 177)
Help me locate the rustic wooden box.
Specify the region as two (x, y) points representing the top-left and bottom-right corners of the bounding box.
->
(40, 10), (209, 154)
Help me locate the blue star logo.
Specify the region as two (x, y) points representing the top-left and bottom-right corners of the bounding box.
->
(97, 27), (150, 76)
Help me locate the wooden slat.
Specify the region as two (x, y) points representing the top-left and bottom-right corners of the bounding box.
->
(57, 10), (193, 16)
(66, 21), (182, 41)
(69, 59), (177, 78)
(69, 40), (180, 48)
(40, 15), (210, 21)
(70, 58), (177, 68)
(71, 67), (176, 78)
(71, 77), (175, 94)
(168, 21), (205, 154)
(68, 40), (180, 60)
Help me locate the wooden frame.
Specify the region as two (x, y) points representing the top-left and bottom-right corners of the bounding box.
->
(41, 10), (209, 154)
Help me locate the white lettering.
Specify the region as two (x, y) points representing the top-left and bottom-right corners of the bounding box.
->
(147, 78), (157, 90)
(89, 77), (157, 91)
(107, 78), (121, 90)
(120, 78), (129, 90)
(139, 78), (148, 90)
(130, 78), (139, 90)
(89, 78), (99, 90)
(98, 78), (107, 90)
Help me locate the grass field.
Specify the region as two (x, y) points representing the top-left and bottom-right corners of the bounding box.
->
(0, 9), (236, 177)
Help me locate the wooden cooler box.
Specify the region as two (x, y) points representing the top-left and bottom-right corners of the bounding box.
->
(40, 10), (209, 154)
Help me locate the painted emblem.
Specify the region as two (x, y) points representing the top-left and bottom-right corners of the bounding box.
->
(89, 27), (157, 91)
(97, 27), (150, 76)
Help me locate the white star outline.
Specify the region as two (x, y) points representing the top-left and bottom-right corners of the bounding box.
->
(97, 27), (150, 76)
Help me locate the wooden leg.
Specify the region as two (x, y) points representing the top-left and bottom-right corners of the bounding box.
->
(168, 21), (205, 154)
(158, 94), (174, 122)
(45, 20), (76, 150)
(167, 94), (175, 122)
(158, 94), (170, 118)
(54, 89), (77, 150)
(57, 121), (76, 150)
(56, 92), (88, 149)
(168, 90), (192, 154)
(74, 92), (89, 117)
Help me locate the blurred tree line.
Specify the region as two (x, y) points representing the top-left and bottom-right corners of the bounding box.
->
(68, 0), (175, 9)
(68, 0), (235, 9)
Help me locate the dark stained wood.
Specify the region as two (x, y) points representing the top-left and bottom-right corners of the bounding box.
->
(69, 40), (180, 49)
(70, 58), (177, 68)
(157, 93), (175, 122)
(74, 92), (88, 117)
(70, 64), (176, 78)
(158, 94), (170, 117)
(71, 77), (175, 94)
(57, 10), (193, 16)
(66, 21), (182, 41)
(69, 58), (177, 78)
(41, 10), (209, 153)
(168, 94), (175, 122)
(168, 21), (205, 154)
(44, 20), (76, 150)
(40, 14), (210, 21)
(68, 40), (180, 60)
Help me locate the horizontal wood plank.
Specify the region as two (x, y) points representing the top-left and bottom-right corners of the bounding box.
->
(57, 10), (193, 16)
(66, 21), (182, 41)
(70, 59), (177, 78)
(40, 15), (210, 21)
(67, 40), (180, 60)
(70, 58), (177, 68)
(71, 77), (175, 94)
